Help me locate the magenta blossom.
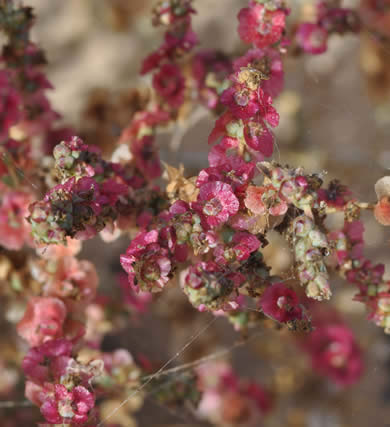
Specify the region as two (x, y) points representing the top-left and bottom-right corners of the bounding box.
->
(153, 63), (185, 108)
(243, 116), (274, 157)
(208, 111), (235, 144)
(141, 27), (198, 74)
(22, 339), (72, 384)
(221, 83), (260, 120)
(208, 136), (240, 167)
(40, 384), (94, 424)
(260, 283), (303, 323)
(258, 88), (279, 127)
(303, 324), (363, 386)
(196, 154), (254, 192)
(238, 1), (286, 49)
(193, 181), (239, 228)
(296, 23), (328, 55)
(317, 180), (352, 209)
(214, 231), (260, 265)
(17, 297), (67, 347)
(120, 230), (172, 292)
(245, 185), (288, 216)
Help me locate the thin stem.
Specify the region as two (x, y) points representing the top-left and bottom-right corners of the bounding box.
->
(141, 331), (262, 382)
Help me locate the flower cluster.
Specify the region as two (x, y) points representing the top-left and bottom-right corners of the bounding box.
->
(238, 0), (288, 49)
(296, 0), (360, 54)
(329, 218), (390, 332)
(192, 50), (232, 110)
(0, 189), (33, 250)
(28, 134), (173, 245)
(301, 309), (363, 386)
(23, 338), (101, 425)
(28, 174), (127, 244)
(1, 0), (390, 424)
(260, 282), (303, 323)
(291, 215), (331, 301)
(120, 230), (172, 293)
(182, 261), (243, 312)
(143, 0), (197, 73)
(0, 0), (60, 142)
(197, 361), (272, 427)
(246, 162), (322, 218)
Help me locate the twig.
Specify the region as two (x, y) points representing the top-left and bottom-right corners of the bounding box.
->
(141, 331), (262, 382)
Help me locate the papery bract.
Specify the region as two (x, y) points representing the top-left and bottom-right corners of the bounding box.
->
(238, 2), (286, 49)
(260, 283), (302, 323)
(17, 297), (67, 347)
(194, 181), (239, 228)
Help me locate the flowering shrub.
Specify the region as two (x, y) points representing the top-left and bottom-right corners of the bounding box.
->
(0, 0), (390, 425)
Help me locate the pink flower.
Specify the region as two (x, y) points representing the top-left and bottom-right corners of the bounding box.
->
(22, 339), (72, 384)
(232, 232), (261, 261)
(244, 185), (288, 216)
(258, 88), (279, 127)
(153, 63), (185, 108)
(296, 23), (328, 55)
(0, 191), (33, 250)
(317, 180), (352, 209)
(303, 324), (363, 386)
(17, 297), (67, 347)
(214, 231), (260, 265)
(141, 27), (198, 74)
(260, 283), (302, 323)
(221, 83), (260, 120)
(40, 384), (94, 424)
(208, 136), (240, 167)
(37, 256), (98, 310)
(164, 25), (198, 56)
(120, 230), (172, 292)
(29, 175), (122, 244)
(208, 112), (235, 144)
(238, 2), (286, 49)
(243, 116), (274, 156)
(194, 181), (239, 228)
(197, 361), (271, 426)
(197, 155), (254, 192)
